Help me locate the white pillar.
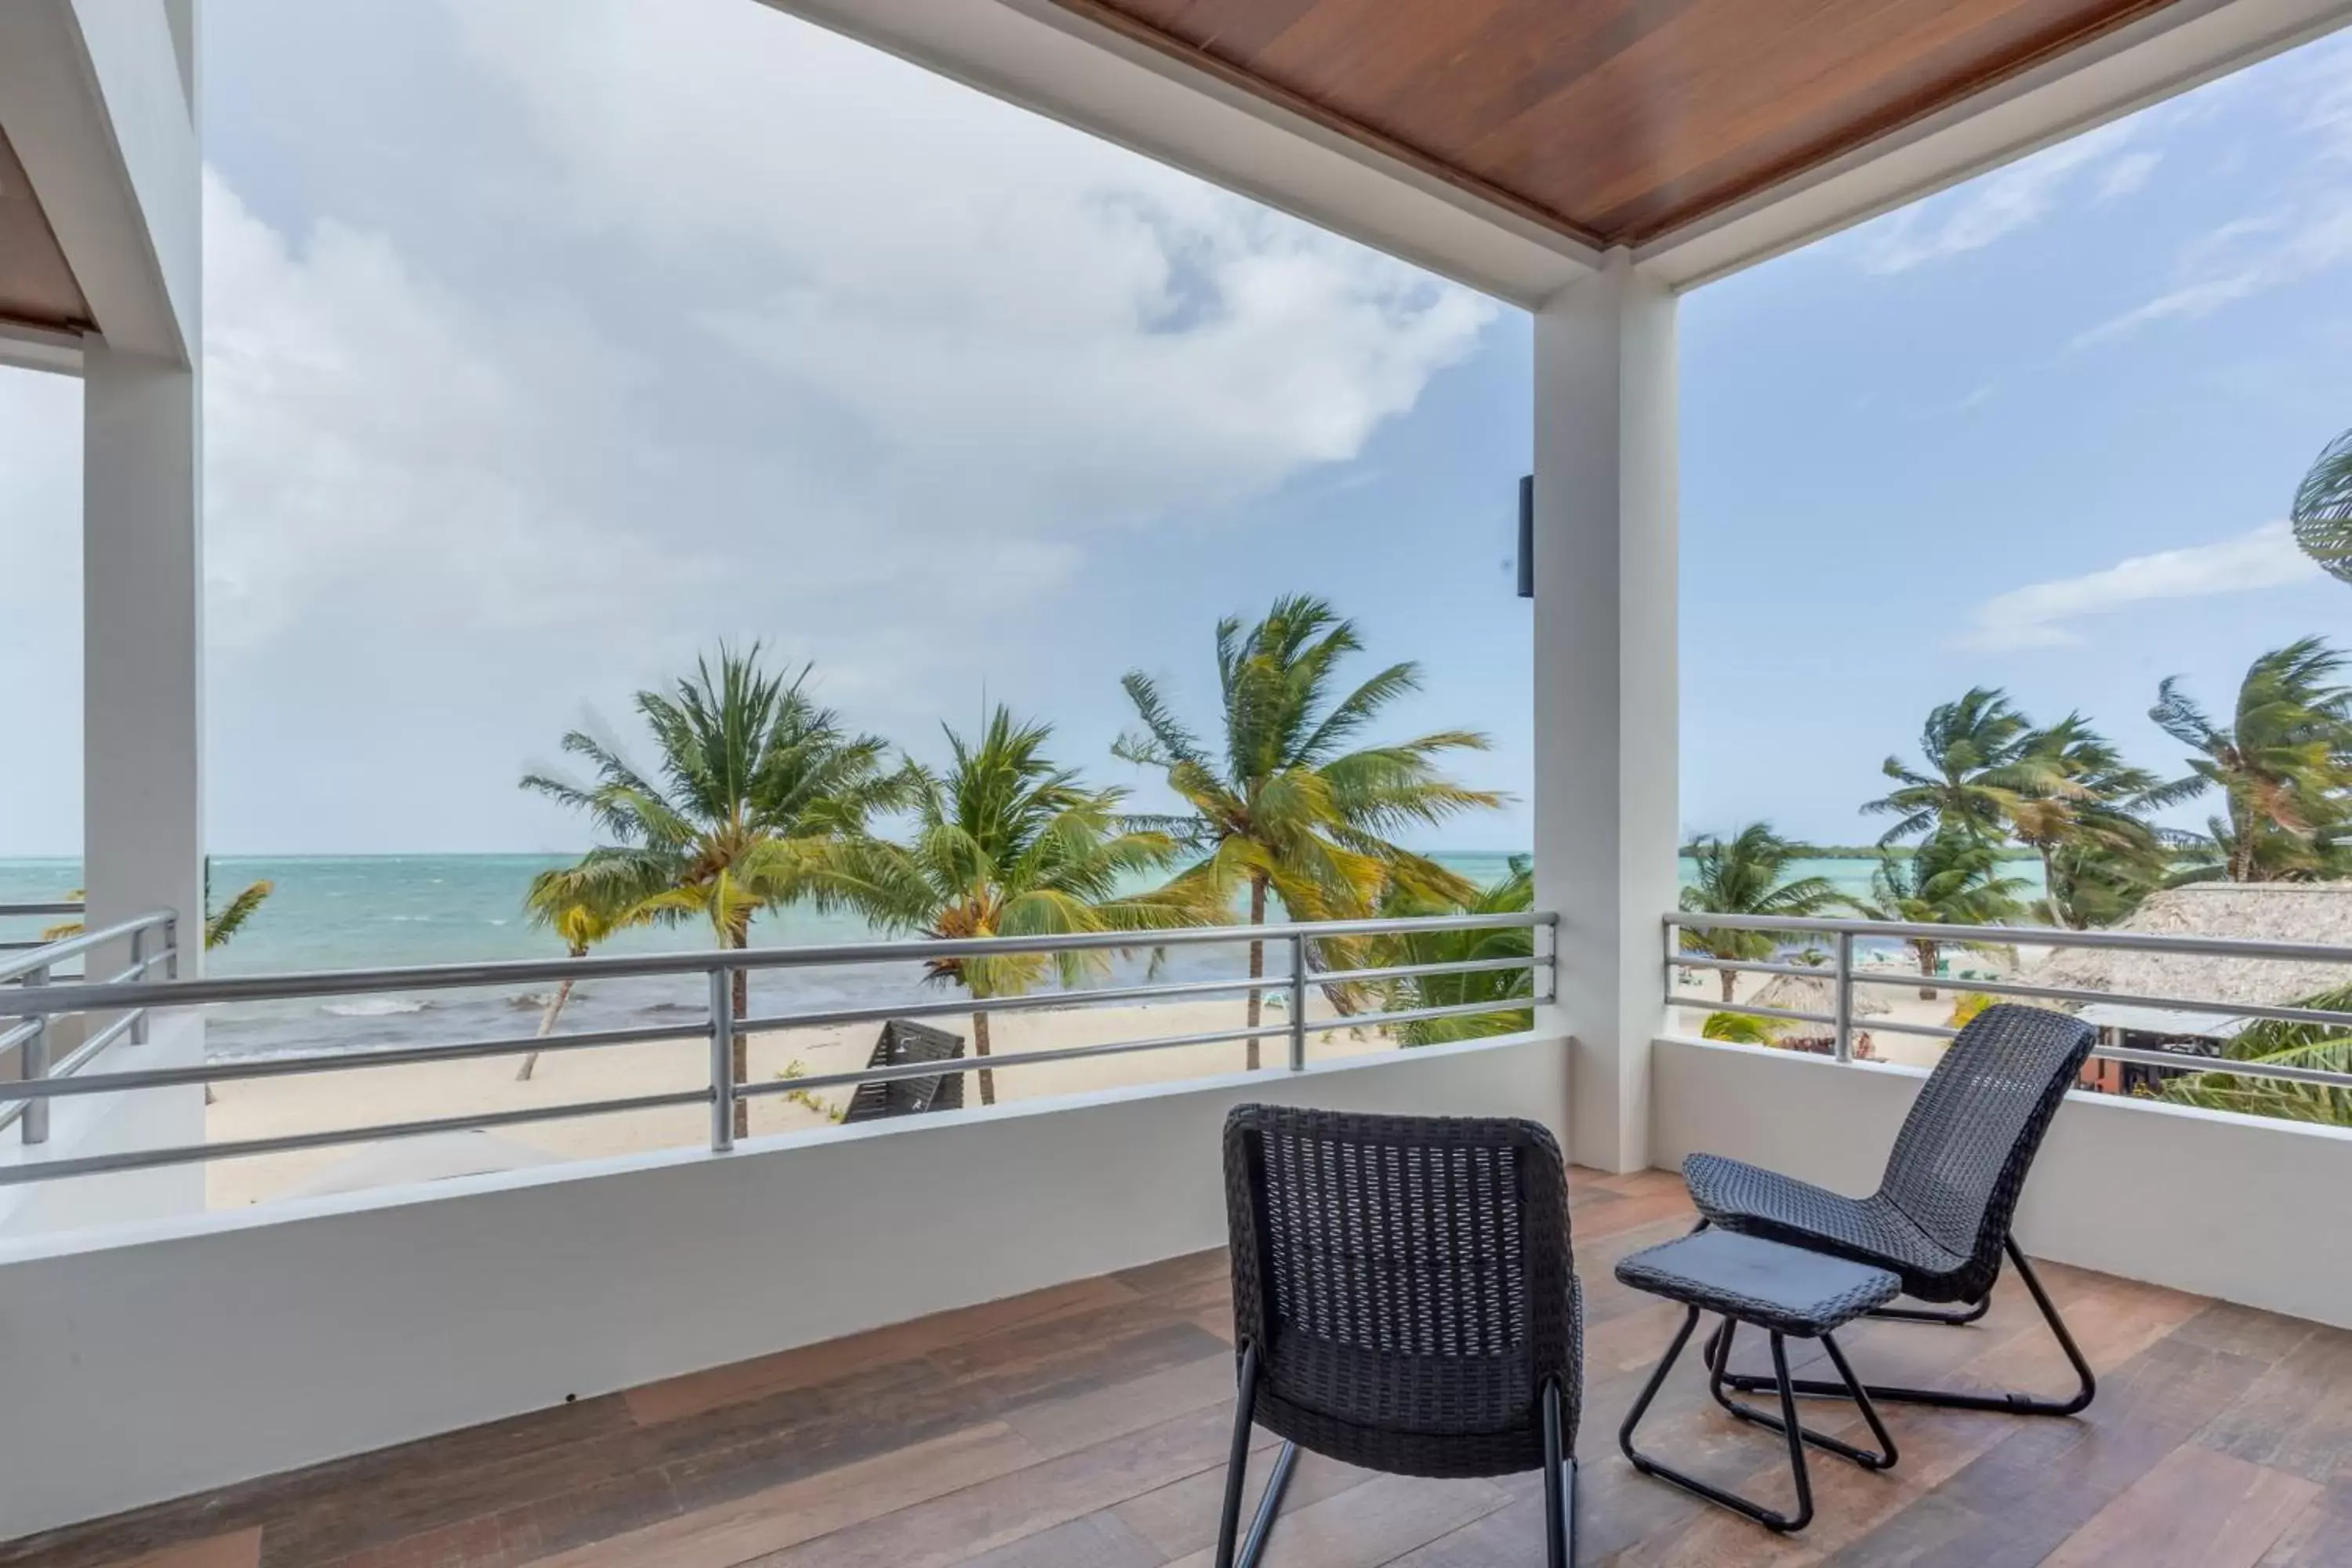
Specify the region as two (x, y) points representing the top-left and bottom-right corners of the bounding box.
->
(1530, 250), (1679, 1174)
(83, 340), (204, 978)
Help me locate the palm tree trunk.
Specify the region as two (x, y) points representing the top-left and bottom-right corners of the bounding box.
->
(1915, 938), (1940, 1001)
(514, 975), (578, 1082)
(972, 1008), (995, 1106)
(2039, 848), (2068, 930)
(1718, 967), (1737, 1006)
(1244, 875), (1269, 1071)
(730, 927), (752, 1141)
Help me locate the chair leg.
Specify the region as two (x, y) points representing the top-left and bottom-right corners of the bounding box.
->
(1720, 1238), (2095, 1417)
(1215, 1343), (1298, 1568)
(1619, 1306), (1815, 1533)
(1542, 1377), (1576, 1568)
(1868, 1296), (1990, 1326)
(1707, 1320), (1898, 1470)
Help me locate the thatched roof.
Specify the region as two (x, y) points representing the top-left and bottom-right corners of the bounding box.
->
(2026, 884), (2352, 1008)
(1753, 971), (1890, 1018)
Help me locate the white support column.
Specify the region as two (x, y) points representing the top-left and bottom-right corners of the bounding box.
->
(82, 341), (204, 976)
(1530, 250), (1679, 1174)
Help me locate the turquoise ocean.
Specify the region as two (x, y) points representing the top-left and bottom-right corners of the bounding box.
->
(0, 854), (2038, 1058)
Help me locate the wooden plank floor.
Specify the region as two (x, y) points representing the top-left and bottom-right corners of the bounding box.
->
(7, 1170), (2349, 1567)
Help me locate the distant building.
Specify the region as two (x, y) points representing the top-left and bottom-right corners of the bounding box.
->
(2027, 884), (2352, 1095)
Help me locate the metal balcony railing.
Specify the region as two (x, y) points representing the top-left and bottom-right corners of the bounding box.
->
(0, 908), (180, 1144)
(1664, 912), (2352, 1092)
(0, 912), (1556, 1187)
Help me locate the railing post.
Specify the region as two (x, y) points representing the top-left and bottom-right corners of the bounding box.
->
(1288, 931), (1308, 1072)
(710, 963), (737, 1153)
(20, 965), (49, 1145)
(163, 916), (180, 980)
(1833, 931), (1855, 1065)
(129, 925), (149, 1046)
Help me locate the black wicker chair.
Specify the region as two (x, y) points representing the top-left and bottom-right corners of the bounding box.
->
(1684, 1002), (2098, 1417)
(1216, 1105), (1581, 1568)
(839, 1019), (965, 1124)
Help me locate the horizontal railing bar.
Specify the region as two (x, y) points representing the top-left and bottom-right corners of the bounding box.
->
(6, 1023), (699, 1102)
(1667, 956), (1826, 981)
(1, 913), (1559, 1018)
(0, 902), (83, 917)
(1680, 1018), (2352, 1088)
(0, 1089), (713, 1189)
(0, 1018), (36, 1054)
(1842, 970), (2352, 1033)
(736, 1021), (1290, 1099)
(2090, 1044), (2352, 1091)
(1660, 994), (1838, 1028)
(0, 1008), (156, 1132)
(0, 912), (174, 985)
(736, 973), (1295, 1035)
(1305, 995), (1551, 1034)
(1665, 912), (2352, 967)
(1850, 1017), (1958, 1041)
(1311, 955), (1543, 987)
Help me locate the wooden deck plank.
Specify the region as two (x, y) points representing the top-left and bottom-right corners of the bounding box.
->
(20, 1172), (2352, 1568)
(2041, 1446), (2318, 1568)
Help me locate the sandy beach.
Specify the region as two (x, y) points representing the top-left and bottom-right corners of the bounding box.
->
(205, 995), (1390, 1209)
(201, 962), (1987, 1210)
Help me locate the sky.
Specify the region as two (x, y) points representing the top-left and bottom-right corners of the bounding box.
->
(0, 2), (2347, 856)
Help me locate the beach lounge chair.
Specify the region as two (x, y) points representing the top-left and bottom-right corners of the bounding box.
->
(1684, 1002), (2098, 1417)
(840, 1018), (966, 1124)
(1214, 1106), (1581, 1568)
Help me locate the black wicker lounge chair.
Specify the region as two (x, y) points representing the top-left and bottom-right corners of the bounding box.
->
(1684, 1002), (2098, 1417)
(1215, 1105), (1581, 1568)
(839, 1019), (964, 1124)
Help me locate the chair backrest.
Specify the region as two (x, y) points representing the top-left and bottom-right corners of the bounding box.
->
(1875, 1004), (2096, 1287)
(1222, 1105), (1576, 1469)
(840, 1019), (965, 1124)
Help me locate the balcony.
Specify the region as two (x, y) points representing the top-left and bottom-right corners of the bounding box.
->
(8, 1169), (2348, 1568)
(2, 909), (2350, 1560)
(9, 0), (2352, 1562)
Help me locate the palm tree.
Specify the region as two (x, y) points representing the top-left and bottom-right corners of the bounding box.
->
(1370, 857), (1534, 1045)
(2006, 715), (2183, 929)
(42, 864), (274, 951)
(2151, 637), (2352, 884)
(512, 871), (652, 1083)
(521, 646), (909, 1135)
(834, 707), (1207, 1105)
(1851, 833), (2028, 1000)
(2159, 981), (2352, 1127)
(2291, 428), (2352, 586)
(1677, 825), (1846, 1003)
(1865, 688), (2038, 846)
(1116, 595), (1505, 1067)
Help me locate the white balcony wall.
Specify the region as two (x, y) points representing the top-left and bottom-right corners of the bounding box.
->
(1650, 1036), (2352, 1332)
(0, 1033), (1570, 1538)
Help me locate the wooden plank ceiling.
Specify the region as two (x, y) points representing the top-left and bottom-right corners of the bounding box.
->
(0, 122), (90, 336)
(1053, 0), (2176, 247)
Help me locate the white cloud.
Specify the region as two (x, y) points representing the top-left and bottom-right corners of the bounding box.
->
(441, 0), (1494, 528)
(201, 169), (709, 651)
(2077, 37), (2352, 346)
(2075, 198), (2352, 346)
(1857, 122), (2144, 274)
(2096, 152), (2162, 201)
(1958, 522), (2322, 651)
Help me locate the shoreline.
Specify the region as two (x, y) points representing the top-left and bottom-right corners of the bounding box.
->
(203, 994), (1389, 1209)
